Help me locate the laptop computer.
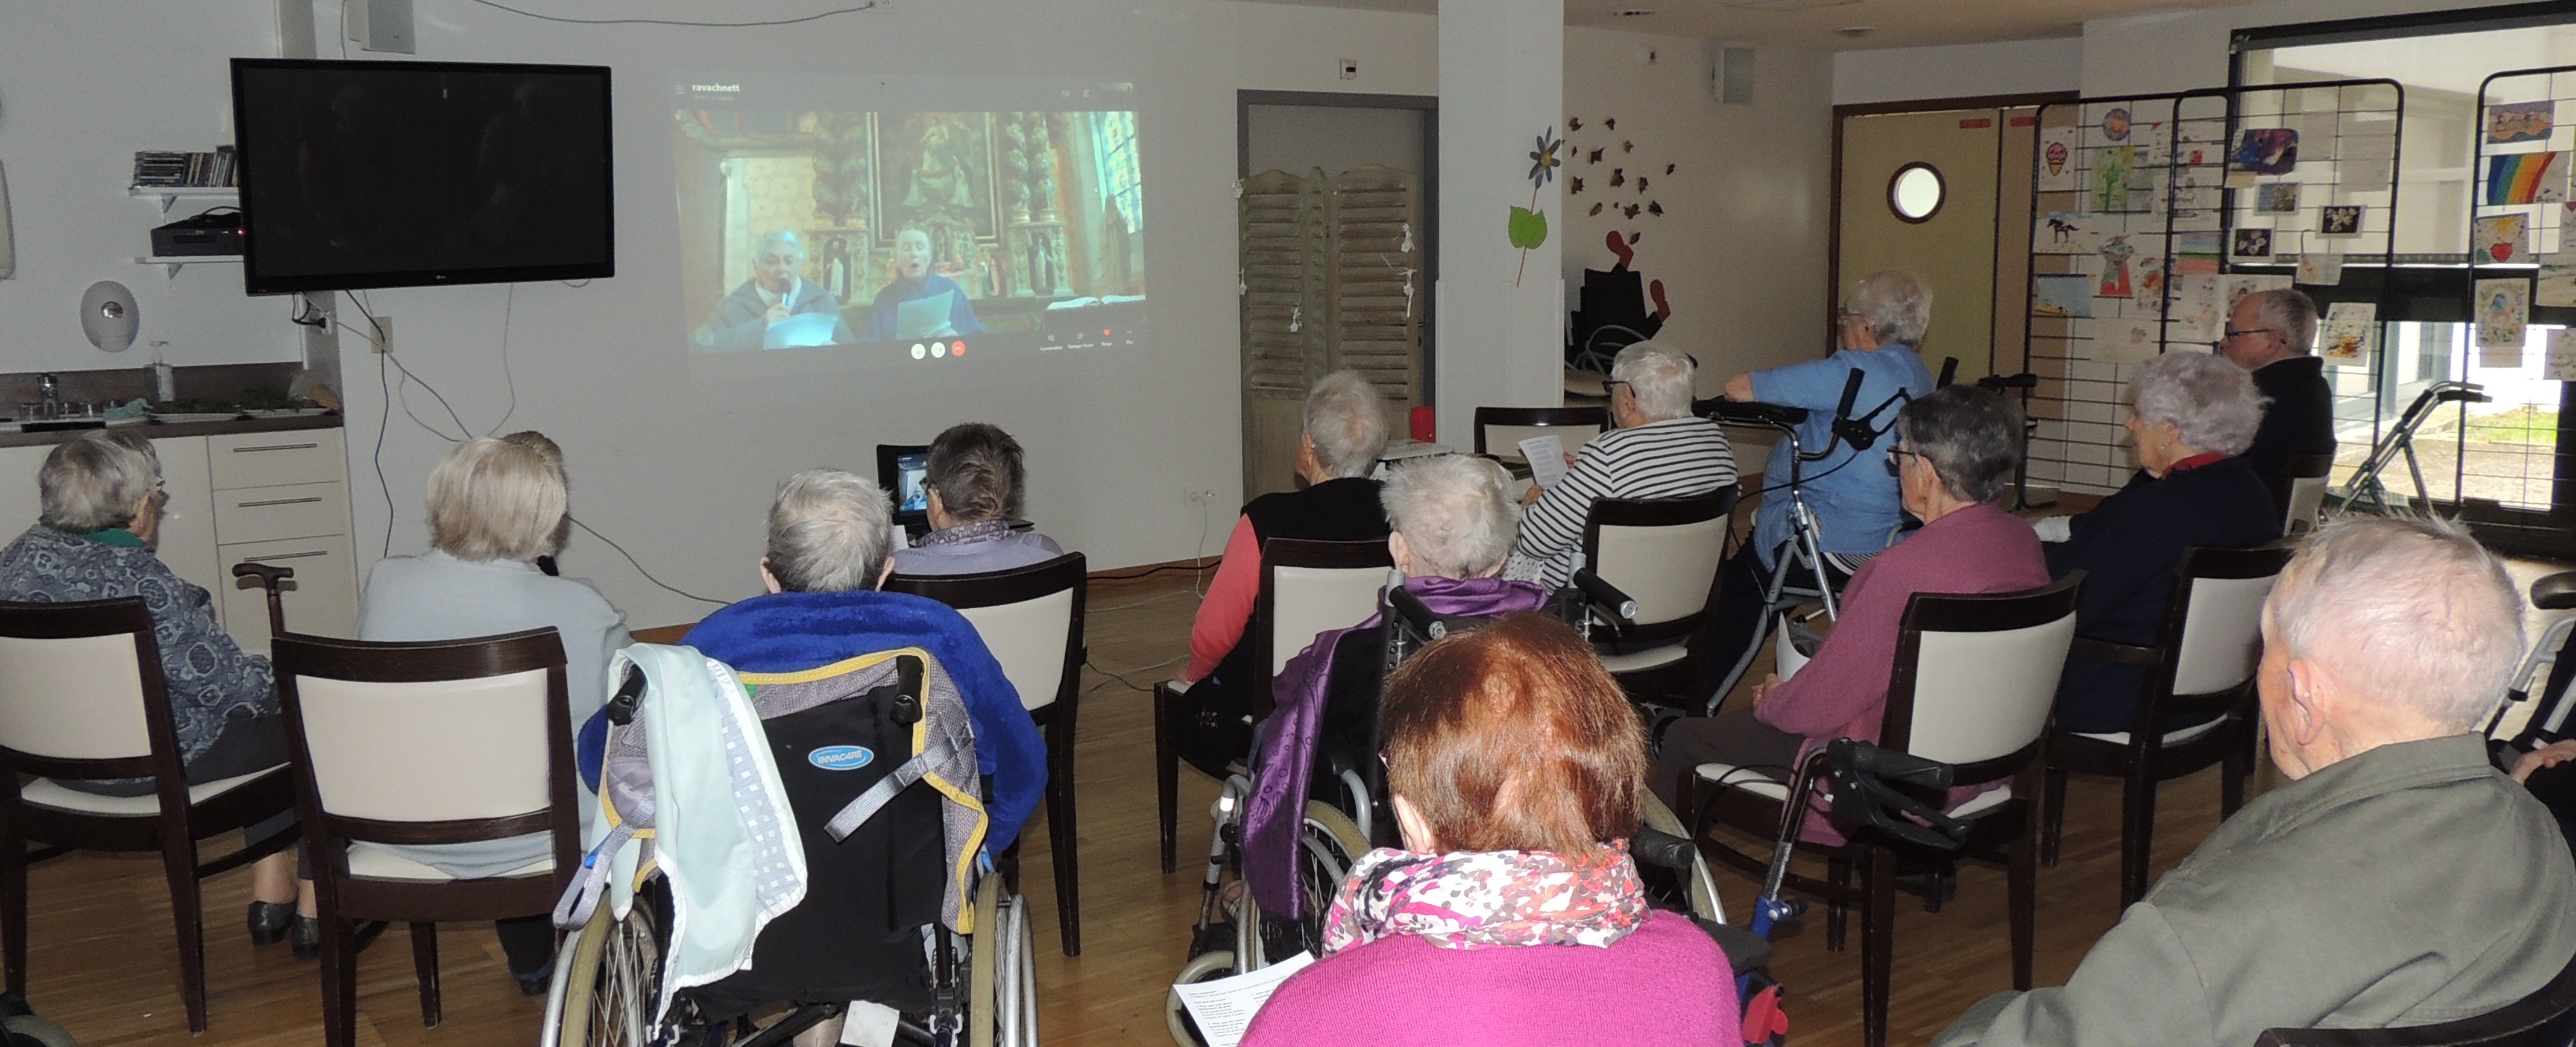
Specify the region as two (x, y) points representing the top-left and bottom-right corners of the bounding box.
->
(876, 444), (933, 535)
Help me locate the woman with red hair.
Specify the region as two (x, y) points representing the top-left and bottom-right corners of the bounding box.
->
(1242, 614), (1739, 1046)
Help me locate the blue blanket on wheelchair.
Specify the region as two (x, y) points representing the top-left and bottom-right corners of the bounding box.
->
(682, 590), (1047, 851)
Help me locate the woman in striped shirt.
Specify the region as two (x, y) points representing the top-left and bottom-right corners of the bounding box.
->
(1504, 342), (1736, 589)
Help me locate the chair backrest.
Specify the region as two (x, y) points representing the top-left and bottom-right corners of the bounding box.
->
(1581, 488), (1738, 644)
(0, 598), (168, 770)
(1474, 406), (1610, 462)
(1258, 538), (1396, 679)
(1886, 574), (2084, 772)
(271, 628), (575, 846)
(2281, 454), (2334, 536)
(2160, 544), (2294, 700)
(2253, 948), (2576, 1047)
(884, 553), (1086, 713)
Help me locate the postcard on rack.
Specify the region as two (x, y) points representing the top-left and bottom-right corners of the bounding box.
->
(2093, 319), (2160, 365)
(2319, 301), (2376, 363)
(2488, 100), (2557, 145)
(2475, 277), (2530, 353)
(2540, 252), (2576, 307)
(2476, 213), (2533, 265)
(2035, 210), (2093, 253)
(2252, 182), (2302, 214)
(2038, 127), (2083, 192)
(2548, 329), (2576, 382)
(2297, 253), (2345, 287)
(2318, 205), (2364, 237)
(2485, 152), (2568, 206)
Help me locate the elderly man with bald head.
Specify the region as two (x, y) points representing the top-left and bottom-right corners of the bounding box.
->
(1936, 517), (2576, 1047)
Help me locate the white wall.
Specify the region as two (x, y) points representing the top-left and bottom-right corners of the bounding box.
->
(0, 1), (296, 371)
(1832, 37), (2082, 107)
(2080, 0), (2510, 96)
(1563, 29), (1836, 389)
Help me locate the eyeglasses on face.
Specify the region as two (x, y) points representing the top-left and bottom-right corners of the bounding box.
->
(2221, 327), (2273, 341)
(1883, 447), (1921, 478)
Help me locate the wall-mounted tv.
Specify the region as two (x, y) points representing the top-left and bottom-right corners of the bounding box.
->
(230, 58), (614, 295)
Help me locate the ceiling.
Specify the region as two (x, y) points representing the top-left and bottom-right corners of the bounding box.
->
(1256, 0), (2277, 52)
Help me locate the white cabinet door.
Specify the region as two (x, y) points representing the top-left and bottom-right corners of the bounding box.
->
(0, 445), (49, 540)
(219, 532), (359, 653)
(150, 437), (220, 622)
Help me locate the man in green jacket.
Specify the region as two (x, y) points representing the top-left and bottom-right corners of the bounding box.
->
(1937, 516), (2576, 1047)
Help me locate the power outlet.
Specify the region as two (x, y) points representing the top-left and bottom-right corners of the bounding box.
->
(368, 314), (394, 354)
(1184, 488), (1217, 506)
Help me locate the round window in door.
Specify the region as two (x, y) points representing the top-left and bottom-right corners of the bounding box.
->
(1888, 163), (1945, 223)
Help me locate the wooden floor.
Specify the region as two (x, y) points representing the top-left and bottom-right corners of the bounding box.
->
(26, 550), (2565, 1046)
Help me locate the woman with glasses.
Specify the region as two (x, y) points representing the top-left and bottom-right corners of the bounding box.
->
(1649, 386), (2047, 831)
(0, 429), (306, 950)
(2035, 351), (2278, 735)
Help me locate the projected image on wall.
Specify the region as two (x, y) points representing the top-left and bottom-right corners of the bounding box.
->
(674, 77), (1146, 363)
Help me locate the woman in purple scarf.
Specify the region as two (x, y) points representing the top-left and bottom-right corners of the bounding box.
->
(1243, 454), (1552, 917)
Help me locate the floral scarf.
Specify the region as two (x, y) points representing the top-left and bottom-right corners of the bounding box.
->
(1318, 841), (1649, 957)
(915, 519), (1014, 547)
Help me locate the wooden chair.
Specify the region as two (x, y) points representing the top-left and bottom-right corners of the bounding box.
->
(2041, 544), (2292, 908)
(1156, 537), (1391, 873)
(1580, 488), (1738, 706)
(0, 596), (300, 1034)
(1685, 576), (2082, 1047)
(1473, 405), (1610, 462)
(269, 627), (581, 1047)
(886, 552), (1089, 957)
(2281, 453), (2335, 537)
(2253, 949), (2576, 1047)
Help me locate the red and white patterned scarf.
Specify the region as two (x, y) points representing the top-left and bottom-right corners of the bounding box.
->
(1318, 841), (1649, 956)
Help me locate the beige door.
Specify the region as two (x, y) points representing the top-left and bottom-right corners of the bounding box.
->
(1838, 108), (2021, 384)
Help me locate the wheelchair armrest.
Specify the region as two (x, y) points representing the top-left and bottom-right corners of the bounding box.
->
(1696, 398), (1809, 430)
(1570, 568), (1639, 625)
(2070, 636), (2161, 667)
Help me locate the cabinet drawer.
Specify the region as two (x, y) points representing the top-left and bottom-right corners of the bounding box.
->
(220, 533), (359, 653)
(212, 482), (346, 545)
(209, 430), (344, 490)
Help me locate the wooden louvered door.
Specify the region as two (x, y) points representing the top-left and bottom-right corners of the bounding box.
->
(1324, 164), (1424, 435)
(1241, 169), (1327, 499)
(1239, 165), (1423, 499)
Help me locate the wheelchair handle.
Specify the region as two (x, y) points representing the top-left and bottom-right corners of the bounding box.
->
(1571, 568), (1638, 623)
(1388, 583), (1450, 641)
(605, 664), (647, 726)
(1632, 827), (1698, 874)
(1828, 738), (1953, 790)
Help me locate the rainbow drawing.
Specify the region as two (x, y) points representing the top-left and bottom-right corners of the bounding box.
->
(2486, 151), (2565, 205)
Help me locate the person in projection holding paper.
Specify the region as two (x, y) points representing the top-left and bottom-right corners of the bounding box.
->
(861, 227), (985, 342)
(692, 228), (857, 351)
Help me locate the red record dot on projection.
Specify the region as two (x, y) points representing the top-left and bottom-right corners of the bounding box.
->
(952, 341), (966, 356)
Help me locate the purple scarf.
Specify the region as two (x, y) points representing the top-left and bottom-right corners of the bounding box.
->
(1244, 576), (1555, 917)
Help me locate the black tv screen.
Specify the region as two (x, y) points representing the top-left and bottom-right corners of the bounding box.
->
(230, 58), (613, 295)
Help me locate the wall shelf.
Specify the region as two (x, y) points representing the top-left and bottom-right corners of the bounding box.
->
(134, 255), (241, 278)
(129, 186), (238, 214)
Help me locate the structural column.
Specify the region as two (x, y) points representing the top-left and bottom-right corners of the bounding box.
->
(1435, 0), (1566, 448)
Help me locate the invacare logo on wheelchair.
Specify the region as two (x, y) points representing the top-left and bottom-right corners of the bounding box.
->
(808, 744), (876, 771)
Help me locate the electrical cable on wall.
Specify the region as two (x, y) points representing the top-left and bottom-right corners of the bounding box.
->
(565, 515), (732, 605)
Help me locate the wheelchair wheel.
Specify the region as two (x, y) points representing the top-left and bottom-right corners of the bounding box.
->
(1642, 793), (1725, 925)
(1165, 950), (1237, 1047)
(969, 874), (1001, 1047)
(0, 1014), (75, 1047)
(551, 894), (664, 1047)
(1297, 800), (1370, 937)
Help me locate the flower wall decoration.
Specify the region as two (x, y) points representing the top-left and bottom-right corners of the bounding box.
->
(1511, 127), (1560, 286)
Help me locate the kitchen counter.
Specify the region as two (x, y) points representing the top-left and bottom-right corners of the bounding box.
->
(0, 412), (341, 448)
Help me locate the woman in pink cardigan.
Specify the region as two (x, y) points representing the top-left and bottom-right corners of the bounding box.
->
(1650, 385), (2049, 837)
(1242, 614), (1739, 1047)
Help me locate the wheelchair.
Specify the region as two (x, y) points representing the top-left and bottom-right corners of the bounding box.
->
(1164, 571), (1735, 1046)
(542, 648), (1037, 1047)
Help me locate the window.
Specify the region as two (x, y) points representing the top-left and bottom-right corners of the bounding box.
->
(1888, 162), (1944, 222)
(1092, 111), (1142, 234)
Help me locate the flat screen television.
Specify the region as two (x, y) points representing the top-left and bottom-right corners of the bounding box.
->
(230, 58), (614, 295)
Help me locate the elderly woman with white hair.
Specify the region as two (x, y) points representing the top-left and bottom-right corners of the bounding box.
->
(2039, 351), (2280, 734)
(1242, 454), (1557, 912)
(0, 430), (304, 951)
(1701, 270), (1941, 702)
(1506, 341), (1735, 588)
(1173, 369), (1396, 775)
(693, 228), (858, 351)
(357, 433), (634, 989)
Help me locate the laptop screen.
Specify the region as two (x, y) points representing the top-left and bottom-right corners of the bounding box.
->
(875, 443), (933, 530)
